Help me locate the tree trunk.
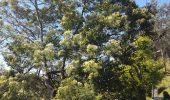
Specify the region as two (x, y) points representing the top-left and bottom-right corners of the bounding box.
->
(61, 56), (66, 79)
(44, 73), (54, 100)
(137, 87), (146, 100)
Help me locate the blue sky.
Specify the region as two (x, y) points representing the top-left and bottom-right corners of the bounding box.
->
(136, 0), (170, 7)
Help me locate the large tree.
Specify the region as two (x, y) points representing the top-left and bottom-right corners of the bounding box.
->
(0, 0), (65, 99)
(0, 0), (164, 100)
(149, 1), (170, 72)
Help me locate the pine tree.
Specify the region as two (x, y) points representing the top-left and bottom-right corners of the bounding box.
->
(56, 0), (164, 100)
(0, 0), (164, 99)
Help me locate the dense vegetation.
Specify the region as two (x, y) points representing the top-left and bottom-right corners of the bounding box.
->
(0, 0), (169, 100)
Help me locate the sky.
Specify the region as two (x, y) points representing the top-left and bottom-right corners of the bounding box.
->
(135, 0), (170, 7)
(0, 0), (170, 70)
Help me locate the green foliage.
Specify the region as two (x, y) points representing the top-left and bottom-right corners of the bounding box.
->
(0, 0), (166, 100)
(82, 60), (101, 80)
(56, 78), (102, 100)
(0, 73), (48, 100)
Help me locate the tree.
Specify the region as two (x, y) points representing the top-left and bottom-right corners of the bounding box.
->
(56, 78), (102, 100)
(0, 0), (64, 98)
(0, 71), (49, 99)
(56, 0), (164, 100)
(153, 2), (170, 72)
(0, 0), (164, 99)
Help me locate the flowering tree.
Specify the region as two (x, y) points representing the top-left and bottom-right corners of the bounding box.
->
(0, 0), (164, 100)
